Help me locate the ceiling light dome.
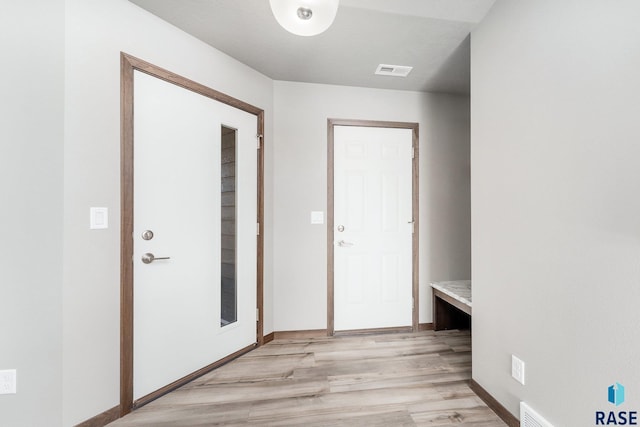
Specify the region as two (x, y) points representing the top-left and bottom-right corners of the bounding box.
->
(269, 0), (339, 37)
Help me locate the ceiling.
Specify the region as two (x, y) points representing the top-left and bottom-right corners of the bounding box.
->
(129, 0), (496, 94)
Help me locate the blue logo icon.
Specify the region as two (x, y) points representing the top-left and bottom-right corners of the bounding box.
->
(609, 383), (626, 407)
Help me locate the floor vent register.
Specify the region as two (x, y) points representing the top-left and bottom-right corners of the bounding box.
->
(521, 402), (554, 427)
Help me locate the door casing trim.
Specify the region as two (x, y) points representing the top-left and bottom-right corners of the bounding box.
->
(120, 52), (265, 416)
(327, 118), (419, 336)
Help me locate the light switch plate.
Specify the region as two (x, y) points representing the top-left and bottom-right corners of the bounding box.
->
(0, 370), (16, 394)
(90, 207), (109, 229)
(311, 211), (324, 225)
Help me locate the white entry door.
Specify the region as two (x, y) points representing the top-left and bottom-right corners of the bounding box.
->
(133, 71), (257, 400)
(333, 125), (413, 331)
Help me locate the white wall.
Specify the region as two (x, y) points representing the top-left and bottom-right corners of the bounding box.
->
(63, 1), (274, 424)
(471, 1), (640, 424)
(273, 81), (470, 331)
(0, 2), (65, 426)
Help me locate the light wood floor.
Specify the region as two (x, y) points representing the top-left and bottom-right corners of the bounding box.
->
(108, 330), (506, 426)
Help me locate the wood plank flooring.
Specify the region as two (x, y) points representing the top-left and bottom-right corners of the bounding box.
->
(108, 330), (506, 426)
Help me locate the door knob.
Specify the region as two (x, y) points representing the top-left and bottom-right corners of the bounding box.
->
(336, 240), (354, 248)
(141, 253), (171, 264)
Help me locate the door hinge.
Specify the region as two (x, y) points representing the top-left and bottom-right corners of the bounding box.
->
(256, 134), (263, 149)
(411, 147), (415, 159)
(408, 220), (415, 234)
(256, 308), (260, 322)
(256, 222), (260, 236)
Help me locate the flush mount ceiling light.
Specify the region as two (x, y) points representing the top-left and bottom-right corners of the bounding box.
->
(269, 0), (339, 37)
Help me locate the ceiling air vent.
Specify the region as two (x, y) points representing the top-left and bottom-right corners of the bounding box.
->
(375, 64), (413, 77)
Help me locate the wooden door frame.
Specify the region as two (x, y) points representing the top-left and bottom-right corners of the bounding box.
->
(327, 119), (419, 336)
(120, 53), (265, 416)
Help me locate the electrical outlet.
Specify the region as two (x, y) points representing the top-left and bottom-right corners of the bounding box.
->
(512, 355), (525, 385)
(0, 370), (16, 394)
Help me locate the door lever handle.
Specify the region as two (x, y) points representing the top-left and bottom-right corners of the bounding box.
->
(141, 253), (171, 264)
(336, 240), (354, 248)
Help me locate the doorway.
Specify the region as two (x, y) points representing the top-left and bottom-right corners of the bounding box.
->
(120, 54), (264, 414)
(327, 119), (419, 334)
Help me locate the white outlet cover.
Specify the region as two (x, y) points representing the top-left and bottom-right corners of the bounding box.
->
(512, 355), (526, 385)
(90, 207), (109, 229)
(0, 369), (17, 394)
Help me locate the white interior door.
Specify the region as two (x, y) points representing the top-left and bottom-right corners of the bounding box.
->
(133, 71), (257, 400)
(334, 126), (413, 331)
